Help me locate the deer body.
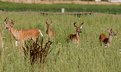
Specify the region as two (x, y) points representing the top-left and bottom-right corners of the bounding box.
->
(67, 22), (83, 44)
(68, 32), (80, 44)
(9, 28), (41, 41)
(46, 25), (55, 39)
(4, 18), (43, 46)
(99, 33), (109, 45)
(99, 29), (116, 47)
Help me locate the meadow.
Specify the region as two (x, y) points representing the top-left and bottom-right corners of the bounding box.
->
(0, 11), (121, 72)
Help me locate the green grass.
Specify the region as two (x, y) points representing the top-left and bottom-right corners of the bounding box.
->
(0, 11), (121, 72)
(0, 1), (121, 14)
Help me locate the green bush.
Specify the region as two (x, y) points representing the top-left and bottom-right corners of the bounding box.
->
(0, 1), (121, 14)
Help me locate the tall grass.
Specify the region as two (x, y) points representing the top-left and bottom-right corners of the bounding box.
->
(0, 12), (121, 72)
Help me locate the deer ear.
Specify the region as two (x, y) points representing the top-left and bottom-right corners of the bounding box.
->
(107, 28), (112, 33)
(4, 17), (8, 22)
(46, 21), (48, 25)
(110, 28), (112, 32)
(73, 22), (77, 27)
(46, 19), (52, 25)
(80, 22), (84, 29)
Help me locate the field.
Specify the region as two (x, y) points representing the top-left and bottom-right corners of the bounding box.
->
(0, 11), (121, 72)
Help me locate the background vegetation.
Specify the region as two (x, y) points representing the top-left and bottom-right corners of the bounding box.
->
(0, 1), (121, 14)
(0, 11), (121, 72)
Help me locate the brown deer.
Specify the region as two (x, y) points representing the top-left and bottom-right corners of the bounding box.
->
(4, 17), (43, 46)
(46, 19), (55, 41)
(67, 22), (84, 44)
(99, 28), (117, 47)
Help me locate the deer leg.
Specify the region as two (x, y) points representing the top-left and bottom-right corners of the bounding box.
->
(32, 37), (37, 42)
(20, 41), (25, 57)
(107, 43), (110, 47)
(15, 41), (18, 46)
(48, 37), (50, 41)
(0, 39), (3, 48)
(104, 45), (107, 48)
(104, 43), (109, 48)
(21, 40), (25, 49)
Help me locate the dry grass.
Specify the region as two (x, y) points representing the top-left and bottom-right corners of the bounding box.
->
(23, 38), (52, 65)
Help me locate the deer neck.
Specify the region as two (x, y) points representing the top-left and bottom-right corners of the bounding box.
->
(76, 32), (80, 38)
(47, 25), (52, 33)
(47, 25), (51, 30)
(9, 27), (19, 40)
(47, 26), (50, 31)
(108, 34), (113, 43)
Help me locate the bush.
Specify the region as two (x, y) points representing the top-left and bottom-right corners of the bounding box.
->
(0, 1), (121, 14)
(23, 38), (52, 65)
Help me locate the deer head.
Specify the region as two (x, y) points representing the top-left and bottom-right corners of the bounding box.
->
(107, 28), (117, 44)
(74, 22), (84, 33)
(46, 19), (52, 27)
(4, 17), (14, 30)
(107, 28), (117, 37)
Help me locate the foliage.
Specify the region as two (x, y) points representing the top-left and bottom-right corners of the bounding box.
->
(23, 38), (52, 65)
(0, 1), (121, 14)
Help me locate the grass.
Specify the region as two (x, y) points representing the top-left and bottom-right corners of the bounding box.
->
(0, 1), (121, 14)
(0, 11), (121, 72)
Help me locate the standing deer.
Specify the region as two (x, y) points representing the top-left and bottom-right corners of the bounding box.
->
(99, 28), (117, 47)
(67, 22), (84, 44)
(4, 17), (43, 46)
(46, 19), (55, 41)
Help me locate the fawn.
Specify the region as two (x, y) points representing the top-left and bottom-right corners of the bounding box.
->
(99, 28), (117, 47)
(67, 22), (84, 44)
(46, 19), (55, 41)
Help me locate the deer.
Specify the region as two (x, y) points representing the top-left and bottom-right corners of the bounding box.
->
(99, 28), (117, 48)
(67, 22), (84, 44)
(46, 19), (55, 41)
(4, 17), (43, 47)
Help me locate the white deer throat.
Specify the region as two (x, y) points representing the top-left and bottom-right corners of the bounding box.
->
(76, 33), (80, 38)
(108, 35), (113, 43)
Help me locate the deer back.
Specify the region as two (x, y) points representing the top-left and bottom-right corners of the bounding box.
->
(18, 29), (41, 41)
